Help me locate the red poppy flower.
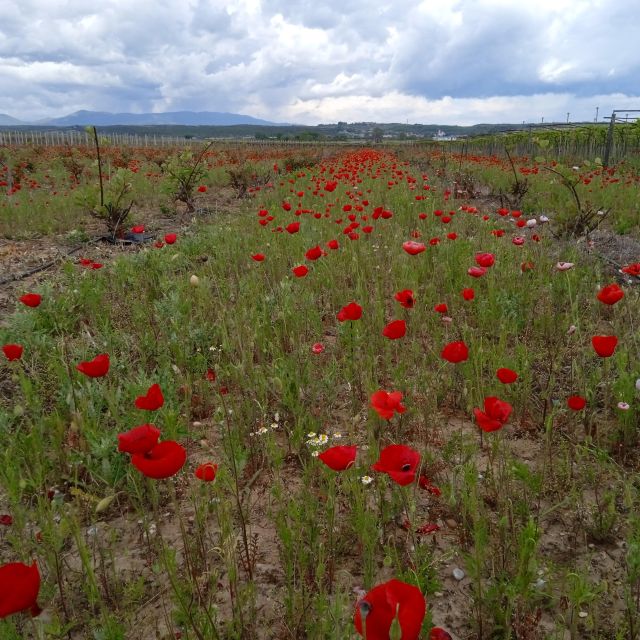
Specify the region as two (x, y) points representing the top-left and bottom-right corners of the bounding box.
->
(2, 344), (23, 361)
(354, 578), (425, 640)
(135, 383), (164, 411)
(337, 301), (362, 322)
(434, 303), (448, 314)
(131, 225), (145, 234)
(621, 263), (640, 276)
(394, 289), (415, 309)
(205, 368), (216, 382)
(372, 444), (420, 486)
(462, 288), (475, 301)
(418, 475), (441, 496)
(441, 340), (468, 363)
(282, 201), (292, 211)
(117, 423), (161, 455)
(0, 561), (41, 619)
(475, 252), (495, 267)
(473, 396), (513, 432)
(567, 395), (586, 411)
(251, 253), (265, 262)
(292, 265), (309, 277)
(155, 241), (165, 248)
(512, 236), (525, 246)
(370, 390), (406, 420)
(382, 319), (406, 340)
(430, 628), (453, 640)
(311, 343), (324, 354)
(305, 245), (323, 261)
(195, 462), (218, 482)
(468, 266), (487, 278)
(131, 440), (187, 479)
(90, 262), (103, 269)
(0, 515), (12, 526)
(591, 335), (618, 357)
(197, 185), (207, 193)
(164, 233), (177, 244)
(286, 222), (300, 234)
(596, 284), (624, 305)
(318, 445), (357, 471)
(446, 232), (457, 240)
(402, 241), (426, 255)
(80, 257), (93, 266)
(326, 239), (339, 250)
(324, 181), (337, 192)
(19, 293), (41, 308)
(496, 368), (518, 384)
(76, 353), (110, 378)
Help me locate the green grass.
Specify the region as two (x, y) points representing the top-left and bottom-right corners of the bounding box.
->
(0, 146), (639, 639)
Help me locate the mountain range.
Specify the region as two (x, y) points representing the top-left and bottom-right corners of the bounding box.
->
(0, 110), (279, 126)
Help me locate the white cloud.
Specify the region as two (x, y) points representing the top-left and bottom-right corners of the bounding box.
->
(0, 0), (637, 123)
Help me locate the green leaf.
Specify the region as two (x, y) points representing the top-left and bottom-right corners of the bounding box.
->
(96, 494), (117, 514)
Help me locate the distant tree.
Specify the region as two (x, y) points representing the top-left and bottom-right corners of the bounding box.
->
(296, 131), (320, 141)
(372, 127), (384, 143)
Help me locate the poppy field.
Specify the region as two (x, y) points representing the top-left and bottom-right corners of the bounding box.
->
(1, 141), (640, 639)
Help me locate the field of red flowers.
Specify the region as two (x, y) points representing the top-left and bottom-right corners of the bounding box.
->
(0, 142), (639, 639)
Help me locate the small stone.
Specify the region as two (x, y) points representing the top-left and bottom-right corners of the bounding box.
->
(434, 591), (444, 597)
(578, 611), (588, 619)
(446, 519), (458, 529)
(452, 567), (465, 581)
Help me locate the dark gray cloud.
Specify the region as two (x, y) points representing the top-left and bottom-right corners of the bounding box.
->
(0, 0), (638, 124)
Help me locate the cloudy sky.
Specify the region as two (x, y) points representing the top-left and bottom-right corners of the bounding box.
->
(1, 0), (639, 125)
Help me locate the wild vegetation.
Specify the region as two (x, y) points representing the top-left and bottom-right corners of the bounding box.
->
(0, 137), (638, 639)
